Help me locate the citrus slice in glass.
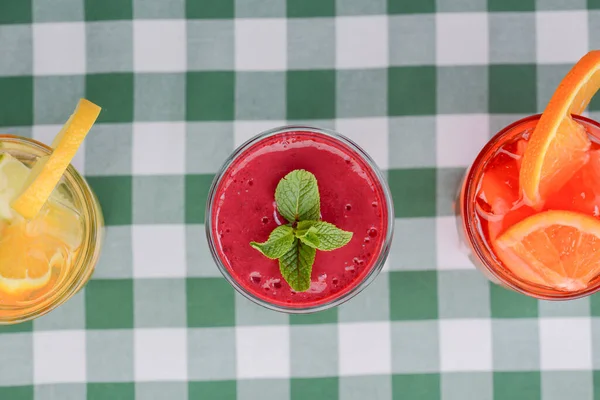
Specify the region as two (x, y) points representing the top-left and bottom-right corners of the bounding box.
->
(494, 210), (600, 291)
(11, 99), (101, 219)
(519, 51), (600, 208)
(0, 153), (30, 220)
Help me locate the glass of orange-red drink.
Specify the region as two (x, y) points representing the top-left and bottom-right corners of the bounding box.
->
(458, 51), (600, 300)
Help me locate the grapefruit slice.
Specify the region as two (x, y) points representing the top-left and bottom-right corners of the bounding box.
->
(520, 51), (600, 208)
(11, 99), (101, 219)
(494, 210), (600, 291)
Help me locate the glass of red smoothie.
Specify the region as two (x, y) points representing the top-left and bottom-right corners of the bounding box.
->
(206, 126), (393, 313)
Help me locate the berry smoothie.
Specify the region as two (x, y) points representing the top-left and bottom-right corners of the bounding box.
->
(207, 127), (393, 311)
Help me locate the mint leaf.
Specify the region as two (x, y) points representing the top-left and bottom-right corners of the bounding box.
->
(250, 225), (295, 259)
(279, 239), (317, 292)
(275, 170), (320, 223)
(298, 220), (353, 251)
(295, 224), (320, 249)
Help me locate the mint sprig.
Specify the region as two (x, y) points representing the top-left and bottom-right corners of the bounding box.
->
(250, 169), (353, 292)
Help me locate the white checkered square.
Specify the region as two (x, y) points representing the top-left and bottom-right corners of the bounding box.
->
(132, 122), (185, 175)
(336, 117), (389, 170)
(133, 225), (186, 278)
(336, 16), (388, 69)
(540, 318), (592, 370)
(338, 322), (391, 375)
(133, 20), (186, 72)
(440, 319), (492, 372)
(33, 331), (86, 384)
(436, 115), (489, 168)
(135, 328), (188, 381)
(536, 11), (589, 63)
(236, 326), (290, 378)
(33, 23), (85, 75)
(436, 13), (488, 66)
(235, 19), (286, 71)
(33, 125), (86, 174)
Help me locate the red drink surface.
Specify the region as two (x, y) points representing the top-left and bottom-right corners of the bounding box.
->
(473, 117), (600, 292)
(211, 131), (389, 308)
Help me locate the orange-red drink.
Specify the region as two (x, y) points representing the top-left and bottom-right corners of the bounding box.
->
(458, 51), (600, 299)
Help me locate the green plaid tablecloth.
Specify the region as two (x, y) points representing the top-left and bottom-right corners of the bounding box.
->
(2, 0), (600, 399)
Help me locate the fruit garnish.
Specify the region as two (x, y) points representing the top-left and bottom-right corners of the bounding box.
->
(520, 51), (600, 208)
(0, 154), (83, 295)
(0, 153), (31, 220)
(250, 170), (352, 292)
(494, 210), (600, 291)
(11, 99), (101, 219)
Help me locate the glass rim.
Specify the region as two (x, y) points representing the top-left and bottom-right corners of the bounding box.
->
(0, 135), (103, 323)
(205, 125), (395, 314)
(460, 113), (600, 300)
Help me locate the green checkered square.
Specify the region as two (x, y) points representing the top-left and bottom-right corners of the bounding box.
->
(0, 0), (31, 24)
(87, 176), (133, 225)
(490, 285), (538, 318)
(392, 374), (440, 399)
(389, 67), (436, 116)
(188, 381), (236, 400)
(185, 174), (214, 223)
(187, 278), (235, 327)
(186, 0), (234, 18)
(287, 0), (335, 17)
(287, 70), (336, 120)
(85, 0), (133, 20)
(390, 271), (438, 320)
(86, 279), (134, 329)
(87, 383), (135, 400)
(488, 0), (535, 11)
(291, 378), (338, 400)
(0, 386), (33, 400)
(186, 72), (234, 121)
(388, 0), (435, 13)
(0, 77), (33, 127)
(389, 169), (436, 218)
(489, 65), (537, 114)
(494, 372), (541, 400)
(86, 73), (134, 123)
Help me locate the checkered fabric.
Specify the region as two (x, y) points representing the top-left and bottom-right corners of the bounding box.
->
(2, 0), (600, 399)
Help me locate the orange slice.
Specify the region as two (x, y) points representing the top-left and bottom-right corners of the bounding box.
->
(494, 210), (600, 291)
(520, 51), (600, 208)
(11, 99), (101, 219)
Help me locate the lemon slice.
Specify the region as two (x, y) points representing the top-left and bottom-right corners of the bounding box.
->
(11, 99), (101, 219)
(0, 153), (30, 220)
(520, 51), (600, 208)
